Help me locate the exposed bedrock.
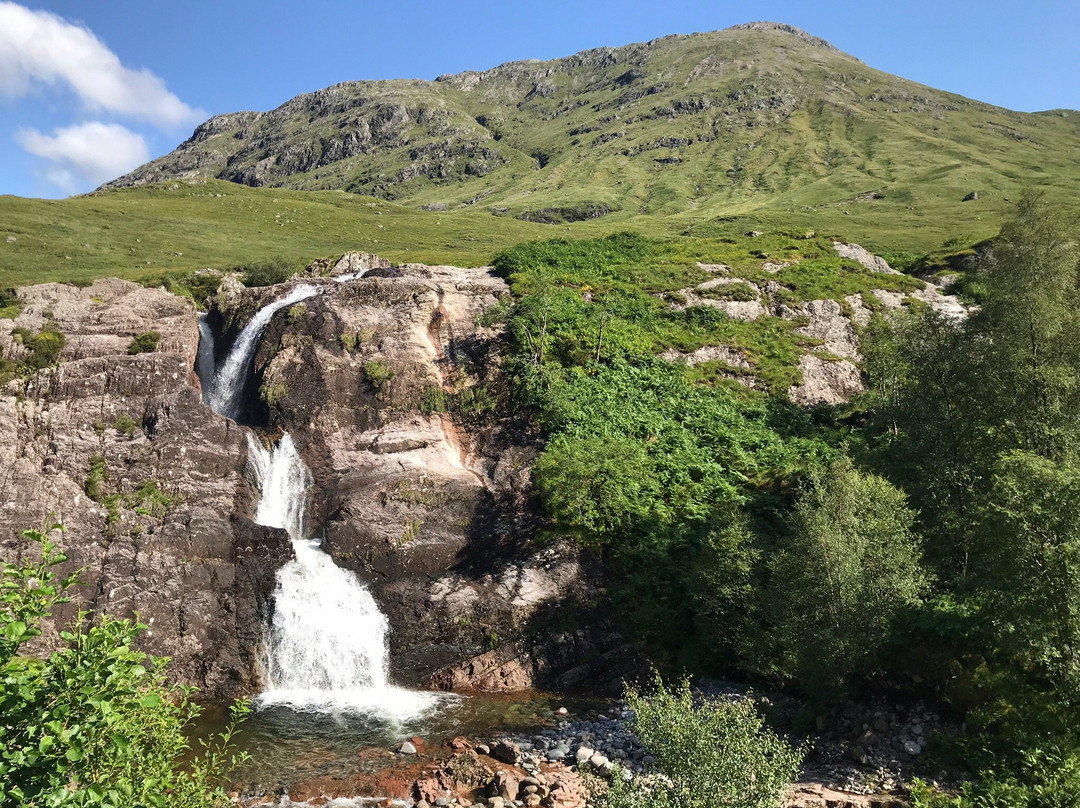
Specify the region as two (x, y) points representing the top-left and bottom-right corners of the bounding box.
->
(221, 262), (627, 689)
(0, 278), (289, 698)
(0, 264), (628, 697)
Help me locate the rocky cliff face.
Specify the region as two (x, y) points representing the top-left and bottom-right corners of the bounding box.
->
(208, 259), (624, 688)
(0, 263), (624, 697)
(0, 278), (288, 697)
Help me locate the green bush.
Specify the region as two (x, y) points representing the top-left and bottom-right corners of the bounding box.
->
(363, 360), (395, 391)
(128, 330), (161, 354)
(0, 286), (20, 319)
(0, 525), (247, 806)
(477, 296), (514, 327)
(240, 256), (296, 287)
(260, 379), (289, 406)
(20, 325), (66, 369)
(185, 272), (224, 306)
(420, 386), (447, 413)
(84, 455), (107, 502)
(113, 414), (137, 437)
(911, 744), (1080, 808)
(766, 455), (927, 696)
(599, 676), (801, 808)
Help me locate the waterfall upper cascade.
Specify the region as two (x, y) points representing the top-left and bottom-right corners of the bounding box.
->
(206, 284), (319, 420)
(195, 313), (216, 402)
(246, 432), (441, 718)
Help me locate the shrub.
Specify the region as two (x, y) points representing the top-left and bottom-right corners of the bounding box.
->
(0, 286), (19, 319)
(599, 676), (801, 808)
(22, 326), (66, 369)
(0, 525), (248, 806)
(286, 303), (307, 323)
(185, 271), (224, 306)
(767, 455), (927, 696)
(261, 379), (289, 406)
(363, 360), (395, 391)
(339, 331), (359, 352)
(129, 480), (179, 519)
(113, 414), (137, 437)
(84, 455), (107, 502)
(128, 331), (161, 354)
(477, 296), (514, 327)
(420, 386), (447, 414)
(240, 256), (295, 287)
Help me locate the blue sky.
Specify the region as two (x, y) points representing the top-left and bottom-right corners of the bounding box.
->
(2, 0), (1078, 199)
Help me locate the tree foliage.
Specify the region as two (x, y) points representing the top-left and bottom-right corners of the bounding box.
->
(767, 456), (926, 695)
(0, 525), (246, 807)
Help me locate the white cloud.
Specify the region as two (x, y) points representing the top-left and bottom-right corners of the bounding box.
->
(16, 122), (151, 191)
(0, 2), (203, 128)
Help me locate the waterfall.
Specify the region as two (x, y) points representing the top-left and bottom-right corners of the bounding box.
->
(195, 313), (216, 403)
(333, 270), (367, 283)
(206, 284), (319, 419)
(247, 432), (441, 718)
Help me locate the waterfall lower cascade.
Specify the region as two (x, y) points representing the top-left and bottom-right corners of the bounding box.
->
(246, 432), (441, 718)
(206, 284), (319, 420)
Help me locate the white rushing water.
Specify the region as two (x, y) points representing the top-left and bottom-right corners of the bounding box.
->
(206, 284), (319, 419)
(195, 313), (216, 403)
(247, 432), (442, 718)
(333, 270), (367, 283)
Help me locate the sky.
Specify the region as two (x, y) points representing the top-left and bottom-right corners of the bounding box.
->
(2, 0), (1078, 199)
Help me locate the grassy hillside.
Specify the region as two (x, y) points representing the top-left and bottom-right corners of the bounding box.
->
(0, 175), (1025, 289)
(3, 23), (1078, 287)
(0, 181), (550, 287)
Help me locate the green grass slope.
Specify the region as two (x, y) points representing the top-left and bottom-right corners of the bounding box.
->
(3, 22), (1078, 286)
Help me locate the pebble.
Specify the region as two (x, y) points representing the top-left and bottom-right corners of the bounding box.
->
(397, 741), (417, 755)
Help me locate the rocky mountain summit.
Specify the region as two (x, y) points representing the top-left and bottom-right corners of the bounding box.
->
(103, 23), (1080, 224)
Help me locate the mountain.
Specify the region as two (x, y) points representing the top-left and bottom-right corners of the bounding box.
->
(106, 22), (1080, 224)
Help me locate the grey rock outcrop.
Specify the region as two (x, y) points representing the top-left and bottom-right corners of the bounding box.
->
(213, 261), (622, 688)
(0, 278), (287, 697)
(0, 261), (622, 697)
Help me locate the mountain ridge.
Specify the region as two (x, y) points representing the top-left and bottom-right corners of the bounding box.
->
(103, 20), (1080, 229)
